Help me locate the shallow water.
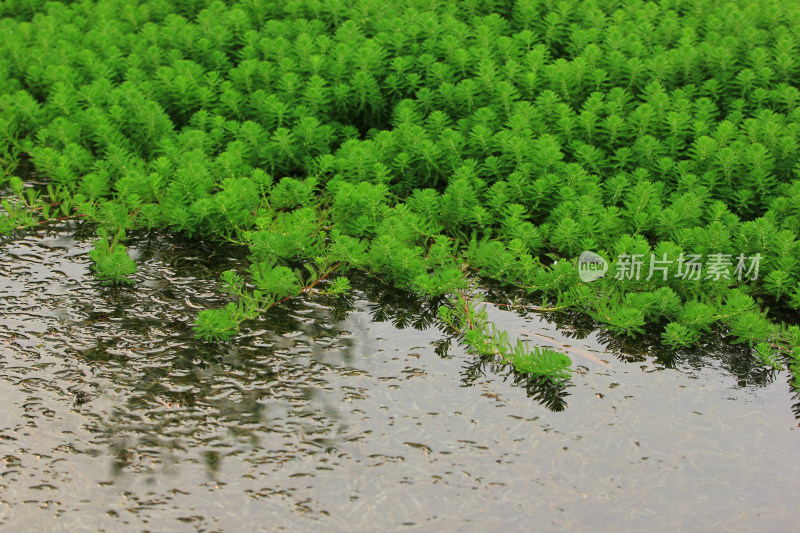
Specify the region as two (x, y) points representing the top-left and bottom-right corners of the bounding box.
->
(1, 223), (799, 532)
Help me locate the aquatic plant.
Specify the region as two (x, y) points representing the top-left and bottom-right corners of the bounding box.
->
(2, 0), (800, 390)
(438, 288), (571, 384)
(88, 232), (138, 285)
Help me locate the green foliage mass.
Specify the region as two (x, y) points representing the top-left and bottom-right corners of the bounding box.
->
(3, 0), (800, 388)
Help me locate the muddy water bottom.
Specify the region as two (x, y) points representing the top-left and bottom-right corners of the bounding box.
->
(0, 223), (799, 532)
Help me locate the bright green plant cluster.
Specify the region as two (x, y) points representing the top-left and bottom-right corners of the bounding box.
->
(2, 0), (800, 389)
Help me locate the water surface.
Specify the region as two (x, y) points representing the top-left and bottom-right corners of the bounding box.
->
(1, 223), (799, 531)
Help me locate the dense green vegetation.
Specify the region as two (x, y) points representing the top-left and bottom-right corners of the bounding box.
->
(2, 0), (800, 389)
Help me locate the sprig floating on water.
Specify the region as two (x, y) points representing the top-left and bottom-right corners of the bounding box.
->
(438, 287), (571, 384)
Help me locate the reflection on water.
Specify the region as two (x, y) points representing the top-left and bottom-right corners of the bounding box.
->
(1, 223), (800, 531)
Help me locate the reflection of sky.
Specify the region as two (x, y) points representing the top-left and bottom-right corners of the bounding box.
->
(1, 223), (800, 531)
